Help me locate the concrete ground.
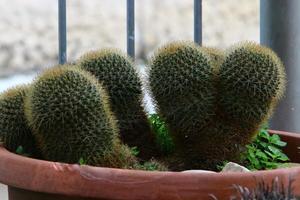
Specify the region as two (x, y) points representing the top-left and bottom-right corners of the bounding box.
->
(0, 184), (8, 200)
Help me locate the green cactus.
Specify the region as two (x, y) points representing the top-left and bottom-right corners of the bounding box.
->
(205, 42), (286, 169)
(149, 41), (218, 169)
(78, 49), (159, 160)
(25, 65), (137, 168)
(149, 41), (286, 170)
(0, 85), (40, 157)
(219, 42), (286, 126)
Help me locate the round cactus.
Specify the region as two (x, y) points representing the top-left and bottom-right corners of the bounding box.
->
(0, 85), (40, 157)
(78, 49), (159, 160)
(219, 42), (286, 126)
(25, 65), (137, 167)
(149, 42), (217, 132)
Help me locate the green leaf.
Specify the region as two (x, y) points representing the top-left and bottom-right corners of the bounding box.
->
(272, 141), (287, 148)
(275, 140), (287, 147)
(268, 145), (281, 155)
(16, 146), (24, 155)
(257, 141), (268, 148)
(241, 126), (290, 170)
(277, 152), (289, 161)
(79, 157), (86, 165)
(248, 149), (256, 158)
(270, 134), (280, 142)
(259, 130), (270, 140)
(269, 134), (287, 147)
(261, 161), (278, 169)
(149, 113), (174, 154)
(248, 156), (260, 168)
(255, 150), (268, 160)
(265, 150), (277, 159)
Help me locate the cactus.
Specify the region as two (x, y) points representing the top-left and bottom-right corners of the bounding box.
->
(219, 42), (286, 126)
(149, 41), (286, 170)
(0, 85), (40, 157)
(78, 49), (159, 160)
(149, 42), (217, 132)
(25, 65), (137, 168)
(149, 41), (218, 169)
(206, 42), (286, 169)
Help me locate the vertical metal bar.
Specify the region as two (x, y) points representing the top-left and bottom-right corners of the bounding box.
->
(261, 0), (300, 132)
(194, 0), (202, 45)
(127, 0), (135, 59)
(58, 0), (67, 64)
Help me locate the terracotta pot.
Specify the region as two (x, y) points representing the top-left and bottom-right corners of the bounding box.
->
(0, 130), (300, 200)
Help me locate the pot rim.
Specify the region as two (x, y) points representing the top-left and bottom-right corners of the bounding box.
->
(0, 129), (300, 199)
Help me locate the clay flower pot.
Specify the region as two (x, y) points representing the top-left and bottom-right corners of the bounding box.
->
(0, 130), (300, 200)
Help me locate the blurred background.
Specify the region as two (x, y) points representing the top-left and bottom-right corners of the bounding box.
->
(0, 0), (259, 92)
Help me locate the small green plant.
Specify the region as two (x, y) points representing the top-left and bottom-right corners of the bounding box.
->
(241, 128), (289, 170)
(78, 157), (86, 165)
(148, 113), (174, 155)
(135, 159), (168, 171)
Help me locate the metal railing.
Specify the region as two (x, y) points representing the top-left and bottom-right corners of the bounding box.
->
(57, 0), (202, 63)
(58, 0), (67, 64)
(57, 0), (300, 132)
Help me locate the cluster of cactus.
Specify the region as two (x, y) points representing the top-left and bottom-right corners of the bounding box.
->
(0, 49), (164, 170)
(0, 40), (285, 172)
(149, 41), (286, 170)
